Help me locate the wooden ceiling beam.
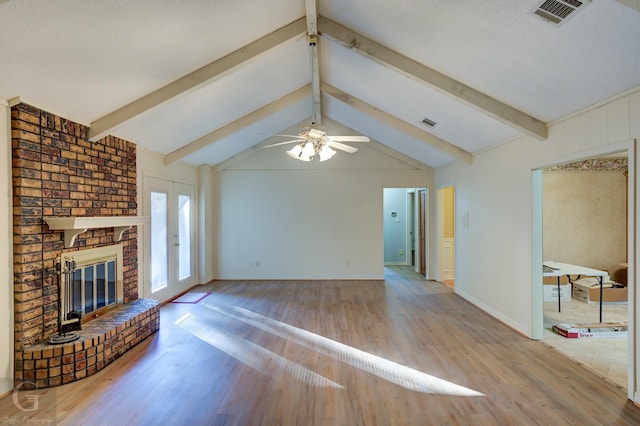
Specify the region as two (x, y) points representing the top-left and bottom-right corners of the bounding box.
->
(616, 0), (640, 14)
(89, 17), (307, 141)
(321, 83), (473, 164)
(305, 0), (321, 125)
(305, 0), (318, 35)
(318, 16), (548, 141)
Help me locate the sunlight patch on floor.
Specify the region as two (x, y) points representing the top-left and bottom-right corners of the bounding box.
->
(175, 312), (344, 389)
(201, 302), (484, 397)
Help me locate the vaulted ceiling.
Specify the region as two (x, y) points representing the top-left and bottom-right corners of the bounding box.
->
(1, 0), (639, 169)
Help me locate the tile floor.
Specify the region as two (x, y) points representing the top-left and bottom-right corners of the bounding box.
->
(543, 297), (628, 388)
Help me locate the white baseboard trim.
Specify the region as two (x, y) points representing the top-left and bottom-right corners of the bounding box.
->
(454, 288), (531, 338)
(215, 274), (385, 281)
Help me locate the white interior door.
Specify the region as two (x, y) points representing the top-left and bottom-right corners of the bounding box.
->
(144, 177), (196, 302)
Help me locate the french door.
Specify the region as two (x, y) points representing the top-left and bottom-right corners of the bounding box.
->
(144, 177), (196, 302)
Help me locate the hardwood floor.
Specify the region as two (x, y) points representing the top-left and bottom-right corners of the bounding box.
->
(2, 266), (640, 425)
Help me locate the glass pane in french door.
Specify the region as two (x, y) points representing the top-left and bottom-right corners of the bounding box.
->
(151, 191), (169, 292)
(178, 194), (192, 281)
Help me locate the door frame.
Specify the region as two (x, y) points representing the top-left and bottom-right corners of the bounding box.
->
(530, 139), (636, 400)
(418, 188), (428, 277)
(406, 190), (416, 268)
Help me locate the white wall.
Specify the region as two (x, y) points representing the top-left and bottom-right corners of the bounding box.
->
(197, 164), (216, 285)
(0, 101), (14, 395)
(137, 147), (199, 188)
(213, 141), (433, 279)
(435, 87), (640, 399)
(436, 138), (551, 332)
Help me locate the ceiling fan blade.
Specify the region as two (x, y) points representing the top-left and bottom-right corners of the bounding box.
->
(327, 135), (370, 143)
(327, 141), (358, 153)
(260, 133), (306, 138)
(262, 139), (305, 148)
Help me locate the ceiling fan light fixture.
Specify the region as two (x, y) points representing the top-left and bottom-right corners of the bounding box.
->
(319, 144), (336, 162)
(287, 144), (303, 159)
(301, 142), (315, 158)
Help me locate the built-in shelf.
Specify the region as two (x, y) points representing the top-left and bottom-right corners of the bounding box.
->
(43, 216), (149, 248)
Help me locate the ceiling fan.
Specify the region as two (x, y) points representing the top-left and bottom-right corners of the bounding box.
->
(263, 127), (370, 161)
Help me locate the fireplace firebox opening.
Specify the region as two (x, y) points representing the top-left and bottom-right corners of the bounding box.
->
(49, 245), (124, 345)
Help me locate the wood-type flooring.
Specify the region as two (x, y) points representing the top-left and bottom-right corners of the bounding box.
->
(2, 266), (640, 425)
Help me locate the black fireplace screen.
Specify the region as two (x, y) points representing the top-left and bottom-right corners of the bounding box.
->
(70, 259), (117, 315)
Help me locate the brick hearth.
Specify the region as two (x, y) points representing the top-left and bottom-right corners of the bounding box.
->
(20, 299), (159, 388)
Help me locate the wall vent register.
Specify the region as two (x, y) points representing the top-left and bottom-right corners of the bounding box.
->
(421, 117), (437, 128)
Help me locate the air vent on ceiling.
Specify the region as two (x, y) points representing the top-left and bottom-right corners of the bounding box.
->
(532, 0), (590, 26)
(421, 117), (437, 128)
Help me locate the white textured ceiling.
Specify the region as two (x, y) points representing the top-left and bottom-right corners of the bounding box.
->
(0, 0), (638, 169)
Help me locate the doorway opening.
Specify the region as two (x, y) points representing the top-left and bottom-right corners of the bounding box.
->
(383, 188), (428, 277)
(531, 141), (635, 395)
(437, 186), (455, 287)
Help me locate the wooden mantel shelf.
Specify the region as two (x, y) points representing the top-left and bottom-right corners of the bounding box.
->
(43, 216), (149, 248)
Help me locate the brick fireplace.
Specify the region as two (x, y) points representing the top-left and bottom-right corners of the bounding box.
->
(12, 102), (159, 388)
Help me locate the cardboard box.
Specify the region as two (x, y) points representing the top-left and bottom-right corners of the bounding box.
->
(572, 283), (590, 303)
(573, 279), (627, 304)
(552, 322), (628, 338)
(588, 285), (627, 303)
(543, 275), (570, 285)
(543, 283), (571, 302)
